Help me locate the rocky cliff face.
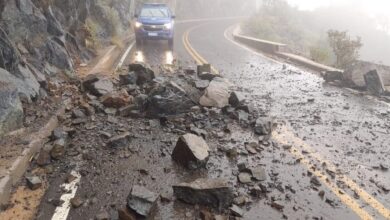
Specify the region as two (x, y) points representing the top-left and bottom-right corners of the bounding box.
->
(0, 0), (133, 135)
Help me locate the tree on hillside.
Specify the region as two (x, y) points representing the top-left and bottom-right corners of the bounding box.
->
(327, 30), (363, 69)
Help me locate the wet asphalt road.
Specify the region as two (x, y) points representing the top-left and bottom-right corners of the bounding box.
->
(36, 19), (390, 220)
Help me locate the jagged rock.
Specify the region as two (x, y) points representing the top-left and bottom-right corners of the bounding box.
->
(238, 172), (252, 184)
(72, 109), (86, 118)
(107, 132), (131, 148)
(195, 80), (210, 90)
(145, 81), (195, 117)
(101, 90), (133, 108)
(0, 27), (20, 72)
(50, 138), (66, 159)
(82, 74), (114, 96)
(45, 38), (73, 70)
(70, 197), (84, 208)
(230, 205), (244, 217)
(172, 133), (210, 169)
(26, 176), (42, 190)
(322, 70), (344, 83)
(200, 77), (231, 108)
(229, 92), (245, 107)
(199, 72), (218, 81)
(0, 82), (23, 136)
(197, 64), (211, 75)
(129, 63), (155, 85)
(36, 150), (51, 166)
(254, 117), (273, 135)
(127, 185), (158, 217)
(119, 72), (137, 85)
(364, 70), (385, 95)
(173, 178), (233, 209)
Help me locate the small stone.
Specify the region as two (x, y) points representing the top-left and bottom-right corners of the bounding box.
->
(36, 150), (51, 166)
(245, 143), (257, 154)
(238, 172), (252, 184)
(70, 196), (84, 208)
(229, 92), (246, 107)
(250, 167), (267, 181)
(50, 138), (66, 160)
(26, 176), (42, 190)
(271, 201), (284, 211)
(108, 132), (131, 148)
(72, 109), (86, 118)
(230, 205), (244, 217)
(195, 80), (210, 90)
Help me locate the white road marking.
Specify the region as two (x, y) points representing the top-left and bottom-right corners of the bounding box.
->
(115, 41), (135, 71)
(51, 170), (81, 220)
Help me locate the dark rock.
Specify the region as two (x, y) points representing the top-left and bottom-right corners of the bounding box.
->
(45, 38), (73, 70)
(72, 109), (86, 118)
(229, 92), (246, 107)
(70, 196), (84, 208)
(0, 67), (40, 101)
(199, 77), (230, 108)
(271, 201), (284, 211)
(230, 205), (244, 217)
(0, 82), (23, 136)
(50, 138), (66, 160)
(197, 64), (211, 75)
(364, 70), (385, 95)
(108, 132), (131, 148)
(254, 118), (273, 135)
(0, 27), (20, 73)
(129, 63), (155, 85)
(145, 81), (195, 117)
(172, 133), (210, 169)
(26, 176), (42, 190)
(101, 90), (133, 108)
(119, 72), (137, 85)
(195, 80), (210, 90)
(173, 178), (233, 209)
(322, 70), (344, 83)
(127, 185), (158, 217)
(36, 150), (51, 166)
(82, 75), (114, 96)
(118, 207), (136, 220)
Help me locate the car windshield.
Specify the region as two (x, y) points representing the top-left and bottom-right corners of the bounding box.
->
(140, 7), (169, 18)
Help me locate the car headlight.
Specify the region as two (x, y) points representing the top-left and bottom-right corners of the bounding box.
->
(164, 22), (173, 30)
(135, 21), (142, 28)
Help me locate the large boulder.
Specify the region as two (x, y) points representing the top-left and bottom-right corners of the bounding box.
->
(0, 27), (20, 73)
(172, 133), (210, 169)
(0, 82), (24, 136)
(0, 67), (40, 101)
(44, 38), (73, 71)
(145, 81), (196, 118)
(173, 178), (234, 209)
(129, 63), (155, 85)
(364, 70), (385, 95)
(200, 77), (231, 108)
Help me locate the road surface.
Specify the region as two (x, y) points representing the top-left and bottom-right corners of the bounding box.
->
(36, 18), (390, 220)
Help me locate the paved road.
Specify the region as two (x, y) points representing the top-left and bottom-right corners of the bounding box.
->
(36, 18), (390, 220)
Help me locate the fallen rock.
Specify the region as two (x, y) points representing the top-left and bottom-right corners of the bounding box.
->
(364, 70), (385, 95)
(250, 167), (267, 181)
(254, 118), (273, 135)
(51, 127), (68, 141)
(36, 150), (51, 166)
(229, 92), (246, 107)
(70, 196), (84, 208)
(199, 77), (231, 108)
(173, 178), (233, 209)
(72, 109), (86, 119)
(107, 132), (131, 148)
(197, 64), (212, 75)
(322, 70), (344, 83)
(230, 205), (244, 217)
(238, 172), (252, 184)
(119, 72), (137, 85)
(172, 133), (210, 169)
(26, 176), (42, 190)
(50, 138), (66, 160)
(195, 80), (210, 90)
(129, 63), (155, 85)
(101, 90), (133, 108)
(82, 74), (114, 96)
(127, 185), (158, 217)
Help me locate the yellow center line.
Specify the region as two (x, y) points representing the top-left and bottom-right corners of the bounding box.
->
(276, 126), (390, 219)
(182, 23), (390, 220)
